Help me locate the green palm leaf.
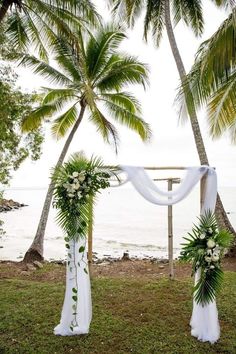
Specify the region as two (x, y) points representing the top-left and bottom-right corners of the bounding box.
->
(86, 26), (126, 79)
(18, 54), (72, 86)
(89, 107), (119, 149)
(103, 99), (151, 141)
(96, 56), (149, 91)
(51, 104), (79, 138)
(22, 103), (62, 132)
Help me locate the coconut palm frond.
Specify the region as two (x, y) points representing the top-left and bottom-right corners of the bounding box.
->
(103, 99), (151, 141)
(176, 8), (236, 129)
(18, 53), (72, 86)
(5, 12), (29, 52)
(89, 107), (119, 150)
(172, 0), (204, 37)
(51, 104), (79, 138)
(207, 73), (236, 139)
(143, 0), (165, 46)
(97, 55), (149, 92)
(109, 0), (143, 27)
(86, 26), (126, 79)
(42, 88), (77, 104)
(100, 92), (142, 114)
(22, 103), (62, 132)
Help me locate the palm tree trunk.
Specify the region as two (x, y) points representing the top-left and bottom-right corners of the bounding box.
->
(23, 104), (86, 263)
(164, 0), (236, 255)
(0, 0), (13, 22)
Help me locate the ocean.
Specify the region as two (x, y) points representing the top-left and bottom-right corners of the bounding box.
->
(0, 185), (235, 261)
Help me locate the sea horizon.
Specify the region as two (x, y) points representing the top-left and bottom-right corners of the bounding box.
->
(1, 185), (235, 261)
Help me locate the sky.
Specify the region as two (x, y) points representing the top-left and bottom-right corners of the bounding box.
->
(9, 1), (236, 188)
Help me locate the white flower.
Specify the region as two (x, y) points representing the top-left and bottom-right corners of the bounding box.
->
(77, 192), (82, 198)
(206, 249), (213, 256)
(205, 256), (212, 263)
(212, 254), (219, 262)
(73, 183), (80, 190)
(213, 249), (220, 256)
(210, 265), (215, 269)
(72, 171), (79, 178)
(68, 193), (74, 198)
(78, 175), (85, 182)
(208, 227), (213, 234)
(199, 233), (205, 240)
(207, 239), (216, 248)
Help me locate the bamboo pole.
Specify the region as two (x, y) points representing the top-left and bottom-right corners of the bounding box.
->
(168, 179), (174, 279)
(88, 196), (93, 273)
(200, 173), (207, 212)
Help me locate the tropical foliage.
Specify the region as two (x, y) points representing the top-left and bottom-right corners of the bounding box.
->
(179, 8), (236, 143)
(20, 26), (151, 147)
(52, 152), (116, 241)
(21, 25), (151, 262)
(109, 0), (234, 45)
(109, 0), (236, 241)
(180, 210), (233, 305)
(0, 0), (100, 60)
(0, 64), (44, 185)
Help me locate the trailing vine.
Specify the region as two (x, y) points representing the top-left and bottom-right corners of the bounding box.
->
(52, 152), (117, 331)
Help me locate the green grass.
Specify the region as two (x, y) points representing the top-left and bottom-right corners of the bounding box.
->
(0, 271), (235, 354)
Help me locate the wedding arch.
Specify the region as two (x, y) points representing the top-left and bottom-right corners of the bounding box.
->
(52, 158), (231, 344)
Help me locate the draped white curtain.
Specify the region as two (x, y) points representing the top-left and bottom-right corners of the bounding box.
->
(54, 165), (219, 343)
(122, 165), (219, 344)
(54, 238), (92, 336)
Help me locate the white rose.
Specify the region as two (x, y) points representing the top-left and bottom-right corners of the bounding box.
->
(78, 175), (85, 182)
(207, 239), (216, 248)
(73, 183), (80, 190)
(68, 193), (74, 198)
(205, 256), (212, 263)
(210, 265), (215, 269)
(212, 254), (219, 262)
(72, 171), (79, 178)
(199, 233), (205, 240)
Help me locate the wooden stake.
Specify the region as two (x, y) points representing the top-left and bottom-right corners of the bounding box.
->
(168, 179), (174, 279)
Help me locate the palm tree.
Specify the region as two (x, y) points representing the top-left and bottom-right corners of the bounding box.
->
(180, 8), (236, 143)
(109, 0), (236, 239)
(0, 0), (100, 60)
(21, 26), (151, 262)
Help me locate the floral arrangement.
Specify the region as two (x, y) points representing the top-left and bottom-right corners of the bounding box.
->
(52, 153), (117, 332)
(180, 210), (233, 305)
(53, 154), (112, 241)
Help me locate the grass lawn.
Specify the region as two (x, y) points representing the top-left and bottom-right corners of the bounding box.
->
(0, 264), (235, 354)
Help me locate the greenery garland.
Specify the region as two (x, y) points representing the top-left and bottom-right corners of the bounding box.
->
(52, 152), (117, 332)
(179, 210), (233, 305)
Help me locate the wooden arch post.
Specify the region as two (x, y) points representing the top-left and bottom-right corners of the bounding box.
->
(87, 166), (205, 277)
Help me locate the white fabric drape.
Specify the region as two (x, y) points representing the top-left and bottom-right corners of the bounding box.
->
(54, 238), (92, 336)
(122, 165), (219, 343)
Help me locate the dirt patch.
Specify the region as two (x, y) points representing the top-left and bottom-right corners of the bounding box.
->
(0, 257), (235, 282)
